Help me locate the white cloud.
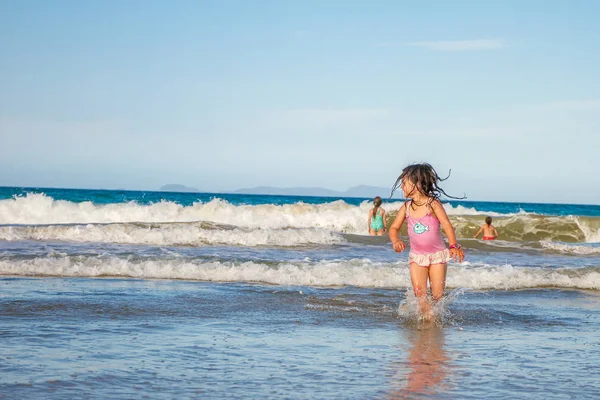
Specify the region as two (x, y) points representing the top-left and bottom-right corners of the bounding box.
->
(407, 39), (504, 51)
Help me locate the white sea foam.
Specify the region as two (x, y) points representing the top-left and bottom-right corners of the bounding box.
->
(573, 216), (600, 243)
(2, 194), (597, 241)
(0, 194), (522, 230)
(1, 257), (599, 290)
(539, 241), (600, 255)
(0, 224), (345, 247)
(444, 204), (507, 217)
(0, 194), (368, 232)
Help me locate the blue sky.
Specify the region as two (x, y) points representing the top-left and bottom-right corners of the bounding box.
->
(1, 0), (599, 203)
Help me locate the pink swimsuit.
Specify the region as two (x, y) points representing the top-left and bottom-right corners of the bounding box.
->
(406, 201), (450, 267)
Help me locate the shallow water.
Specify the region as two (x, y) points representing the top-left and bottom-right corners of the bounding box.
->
(1, 278), (599, 399)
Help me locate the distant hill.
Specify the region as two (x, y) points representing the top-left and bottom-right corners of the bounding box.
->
(231, 186), (338, 197)
(232, 185), (397, 199)
(159, 184), (199, 193)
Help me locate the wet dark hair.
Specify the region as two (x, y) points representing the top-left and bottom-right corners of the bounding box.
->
(373, 196), (382, 214)
(485, 216), (492, 225)
(389, 163), (465, 205)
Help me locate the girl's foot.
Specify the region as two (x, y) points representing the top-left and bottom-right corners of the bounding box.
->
(424, 308), (435, 321)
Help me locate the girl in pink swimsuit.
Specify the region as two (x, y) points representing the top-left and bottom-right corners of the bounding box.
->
(388, 163), (465, 319)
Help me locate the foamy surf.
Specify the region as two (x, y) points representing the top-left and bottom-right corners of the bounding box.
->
(0, 223), (345, 247)
(539, 241), (600, 255)
(1, 193), (598, 241)
(1, 257), (599, 290)
(0, 193), (370, 232)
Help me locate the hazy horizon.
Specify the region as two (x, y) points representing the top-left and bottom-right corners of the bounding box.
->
(2, 183), (599, 206)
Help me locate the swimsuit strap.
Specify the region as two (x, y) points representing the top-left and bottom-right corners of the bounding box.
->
(426, 197), (434, 213)
(405, 200), (411, 217)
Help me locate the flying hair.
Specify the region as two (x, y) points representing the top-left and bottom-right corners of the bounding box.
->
(388, 163), (466, 204)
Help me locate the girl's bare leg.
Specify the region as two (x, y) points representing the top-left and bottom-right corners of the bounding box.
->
(428, 263), (447, 301)
(409, 262), (431, 317)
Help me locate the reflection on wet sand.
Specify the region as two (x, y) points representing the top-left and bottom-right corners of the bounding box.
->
(388, 325), (451, 399)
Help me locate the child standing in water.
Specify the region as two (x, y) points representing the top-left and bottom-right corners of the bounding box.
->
(388, 163), (465, 319)
(368, 196), (387, 236)
(474, 217), (498, 240)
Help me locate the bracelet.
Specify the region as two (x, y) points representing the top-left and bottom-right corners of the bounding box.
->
(449, 243), (461, 249)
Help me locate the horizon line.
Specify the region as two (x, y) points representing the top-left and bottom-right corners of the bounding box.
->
(0, 185), (598, 207)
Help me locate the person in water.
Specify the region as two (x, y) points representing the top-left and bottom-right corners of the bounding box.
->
(388, 163), (465, 319)
(368, 196), (387, 235)
(474, 216), (498, 240)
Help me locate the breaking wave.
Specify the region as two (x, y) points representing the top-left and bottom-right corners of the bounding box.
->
(0, 223), (344, 247)
(1, 257), (599, 290)
(1, 193), (598, 242)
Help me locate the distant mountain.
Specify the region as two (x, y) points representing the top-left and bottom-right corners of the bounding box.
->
(232, 185), (398, 199)
(159, 184), (199, 193)
(232, 186), (340, 196)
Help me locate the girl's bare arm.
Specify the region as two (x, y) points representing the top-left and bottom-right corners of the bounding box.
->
(389, 204), (407, 252)
(431, 200), (464, 262)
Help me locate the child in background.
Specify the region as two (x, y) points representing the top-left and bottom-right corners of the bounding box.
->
(474, 216), (498, 240)
(388, 163), (465, 319)
(368, 196), (387, 236)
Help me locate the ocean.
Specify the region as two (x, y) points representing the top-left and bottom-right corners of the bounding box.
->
(1, 187), (599, 399)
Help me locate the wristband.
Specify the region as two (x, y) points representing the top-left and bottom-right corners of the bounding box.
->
(449, 243), (461, 250)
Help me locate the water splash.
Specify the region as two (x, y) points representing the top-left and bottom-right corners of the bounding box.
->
(397, 288), (467, 326)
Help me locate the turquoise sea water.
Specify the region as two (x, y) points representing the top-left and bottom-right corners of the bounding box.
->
(2, 186), (599, 215)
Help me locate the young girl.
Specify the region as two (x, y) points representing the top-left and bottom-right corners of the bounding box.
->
(388, 163), (465, 318)
(474, 216), (498, 240)
(368, 196), (387, 235)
